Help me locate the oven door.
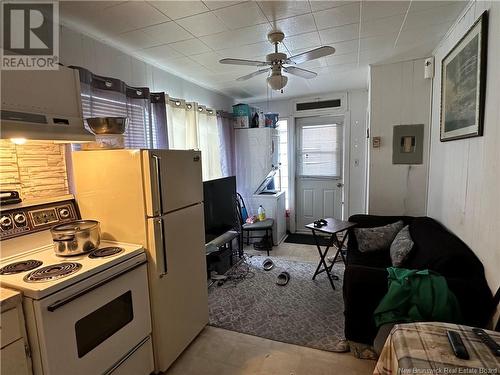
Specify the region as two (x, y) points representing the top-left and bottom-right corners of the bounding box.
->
(32, 258), (152, 375)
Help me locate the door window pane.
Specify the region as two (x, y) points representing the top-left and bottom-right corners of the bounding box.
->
(299, 123), (342, 177)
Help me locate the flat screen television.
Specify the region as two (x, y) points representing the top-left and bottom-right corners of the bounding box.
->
(203, 176), (237, 243)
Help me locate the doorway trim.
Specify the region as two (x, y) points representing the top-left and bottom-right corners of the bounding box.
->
(288, 92), (351, 234)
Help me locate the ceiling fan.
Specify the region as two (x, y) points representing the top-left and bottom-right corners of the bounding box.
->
(219, 30), (335, 92)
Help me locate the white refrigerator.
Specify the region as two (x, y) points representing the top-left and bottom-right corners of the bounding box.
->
(72, 149), (208, 374)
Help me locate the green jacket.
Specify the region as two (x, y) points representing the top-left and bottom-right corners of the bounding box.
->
(374, 267), (463, 328)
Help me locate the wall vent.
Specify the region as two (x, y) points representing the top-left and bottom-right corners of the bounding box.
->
(295, 98), (342, 112)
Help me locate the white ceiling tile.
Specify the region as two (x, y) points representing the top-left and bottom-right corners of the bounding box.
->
(200, 23), (271, 50)
(295, 56), (328, 70)
(325, 52), (357, 66)
(257, 1), (311, 21)
(148, 1), (209, 20)
(204, 1), (246, 11)
(360, 14), (405, 38)
(275, 13), (317, 37)
(313, 2), (360, 30)
(283, 31), (321, 51)
(328, 39), (359, 56)
(309, 1), (354, 13)
(60, 0), (466, 101)
(396, 22), (451, 48)
(219, 41), (274, 59)
(114, 29), (162, 50)
(408, 1), (467, 13)
(193, 51), (228, 70)
(141, 21), (193, 44)
(214, 2), (268, 29)
(176, 58), (214, 78)
(168, 38), (212, 55)
(361, 1), (410, 22)
(359, 36), (394, 52)
(177, 12), (228, 37)
(319, 23), (359, 44)
(141, 44), (184, 62)
(404, 3), (466, 30)
(95, 2), (170, 34)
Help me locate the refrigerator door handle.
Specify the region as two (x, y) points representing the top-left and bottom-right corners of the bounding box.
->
(152, 154), (163, 216)
(155, 217), (168, 277)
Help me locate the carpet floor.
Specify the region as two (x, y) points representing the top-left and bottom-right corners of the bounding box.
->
(208, 255), (346, 352)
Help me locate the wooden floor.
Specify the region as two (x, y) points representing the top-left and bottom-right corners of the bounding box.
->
(164, 240), (376, 375)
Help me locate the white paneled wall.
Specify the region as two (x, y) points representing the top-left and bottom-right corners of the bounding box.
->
(428, 1), (500, 291)
(59, 25), (234, 111)
(368, 59), (432, 216)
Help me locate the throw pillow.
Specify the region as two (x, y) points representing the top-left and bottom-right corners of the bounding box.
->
(390, 225), (414, 267)
(354, 220), (404, 253)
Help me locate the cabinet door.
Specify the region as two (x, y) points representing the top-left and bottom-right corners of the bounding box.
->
(1, 339), (30, 375)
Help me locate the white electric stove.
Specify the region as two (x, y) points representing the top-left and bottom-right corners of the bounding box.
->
(0, 196), (154, 375)
(0, 240), (146, 299)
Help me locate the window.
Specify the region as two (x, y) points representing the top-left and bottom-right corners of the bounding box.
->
(296, 116), (343, 178)
(277, 119), (289, 209)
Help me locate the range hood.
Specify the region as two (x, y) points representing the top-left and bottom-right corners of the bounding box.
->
(1, 67), (94, 143)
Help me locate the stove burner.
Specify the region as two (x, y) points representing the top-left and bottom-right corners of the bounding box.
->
(23, 262), (82, 283)
(88, 247), (125, 258)
(0, 260), (43, 275)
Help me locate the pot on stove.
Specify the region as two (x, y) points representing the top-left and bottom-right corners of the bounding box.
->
(50, 220), (101, 256)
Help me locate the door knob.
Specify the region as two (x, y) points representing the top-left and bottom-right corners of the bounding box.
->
(336, 183), (343, 188)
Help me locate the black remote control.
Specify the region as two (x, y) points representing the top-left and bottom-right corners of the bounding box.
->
(472, 328), (500, 356)
(447, 330), (470, 360)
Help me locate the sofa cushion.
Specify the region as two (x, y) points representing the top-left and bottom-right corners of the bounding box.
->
(390, 225), (414, 267)
(354, 220), (404, 253)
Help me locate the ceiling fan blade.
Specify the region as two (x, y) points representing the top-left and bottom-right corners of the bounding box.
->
(286, 46), (336, 64)
(220, 58), (268, 67)
(283, 66), (317, 79)
(236, 68), (270, 81)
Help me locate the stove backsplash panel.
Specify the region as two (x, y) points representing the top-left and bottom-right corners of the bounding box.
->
(0, 140), (69, 200)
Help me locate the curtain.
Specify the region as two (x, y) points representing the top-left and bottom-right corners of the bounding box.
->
(71, 66), (168, 149)
(151, 93), (168, 149)
(166, 98), (198, 150)
(166, 99), (223, 181)
(217, 111), (235, 177)
(197, 106), (222, 181)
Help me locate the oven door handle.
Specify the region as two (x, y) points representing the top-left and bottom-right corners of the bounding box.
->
(47, 260), (147, 312)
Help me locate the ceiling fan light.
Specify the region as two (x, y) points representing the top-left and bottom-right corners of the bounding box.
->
(267, 74), (288, 90)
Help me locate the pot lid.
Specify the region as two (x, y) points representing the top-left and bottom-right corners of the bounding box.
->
(51, 220), (99, 233)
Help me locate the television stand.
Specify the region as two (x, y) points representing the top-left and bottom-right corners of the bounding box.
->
(205, 230), (241, 278)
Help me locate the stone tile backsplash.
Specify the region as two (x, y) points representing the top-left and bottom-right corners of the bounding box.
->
(0, 140), (69, 200)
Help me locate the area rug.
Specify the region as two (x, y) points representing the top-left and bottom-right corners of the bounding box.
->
(208, 255), (347, 352)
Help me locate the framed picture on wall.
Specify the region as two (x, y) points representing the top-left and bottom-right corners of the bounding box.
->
(440, 11), (488, 142)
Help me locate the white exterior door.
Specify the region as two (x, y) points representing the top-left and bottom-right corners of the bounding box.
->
(295, 116), (344, 232)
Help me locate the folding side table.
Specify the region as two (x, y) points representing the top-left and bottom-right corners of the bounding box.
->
(305, 218), (357, 290)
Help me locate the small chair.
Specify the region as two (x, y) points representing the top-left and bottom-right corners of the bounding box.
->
(235, 193), (274, 256)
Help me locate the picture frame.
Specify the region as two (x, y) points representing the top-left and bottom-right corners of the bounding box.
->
(440, 11), (488, 142)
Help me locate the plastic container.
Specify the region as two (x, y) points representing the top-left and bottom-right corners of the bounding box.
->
(258, 205), (266, 221)
(265, 113), (279, 128)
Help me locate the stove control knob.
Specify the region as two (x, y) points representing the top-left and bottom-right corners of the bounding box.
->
(14, 213), (27, 226)
(0, 215), (13, 229)
(59, 208), (70, 219)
